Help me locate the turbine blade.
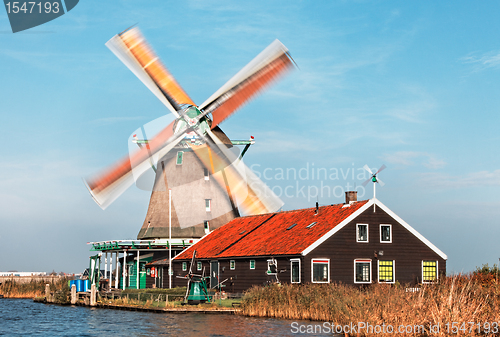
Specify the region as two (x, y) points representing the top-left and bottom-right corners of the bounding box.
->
(189, 129), (284, 215)
(362, 177), (372, 187)
(377, 177), (385, 187)
(111, 27), (195, 112)
(199, 40), (295, 129)
(106, 33), (179, 117)
(376, 164), (387, 175)
(85, 120), (187, 209)
(363, 164), (373, 175)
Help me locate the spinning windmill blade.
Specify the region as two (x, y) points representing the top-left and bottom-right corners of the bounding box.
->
(362, 164), (386, 204)
(362, 164), (386, 187)
(85, 26), (295, 220)
(187, 129), (283, 218)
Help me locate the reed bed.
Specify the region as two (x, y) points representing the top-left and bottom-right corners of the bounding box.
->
(0, 278), (69, 299)
(240, 272), (500, 336)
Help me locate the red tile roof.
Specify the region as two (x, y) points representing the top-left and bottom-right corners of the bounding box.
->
(174, 200), (369, 260)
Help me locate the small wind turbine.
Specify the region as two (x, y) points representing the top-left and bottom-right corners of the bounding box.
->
(362, 164), (386, 208)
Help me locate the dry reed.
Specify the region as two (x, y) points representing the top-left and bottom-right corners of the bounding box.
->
(240, 273), (500, 336)
(0, 278), (69, 299)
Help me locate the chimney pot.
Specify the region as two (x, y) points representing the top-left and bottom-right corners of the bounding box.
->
(345, 191), (357, 204)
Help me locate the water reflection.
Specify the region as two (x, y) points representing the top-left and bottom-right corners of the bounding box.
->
(0, 299), (335, 336)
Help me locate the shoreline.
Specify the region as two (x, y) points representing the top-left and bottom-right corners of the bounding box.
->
(33, 297), (238, 314)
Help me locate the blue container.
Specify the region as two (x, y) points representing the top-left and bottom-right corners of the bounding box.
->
(69, 280), (77, 290)
(84, 280), (90, 292)
(76, 279), (84, 292)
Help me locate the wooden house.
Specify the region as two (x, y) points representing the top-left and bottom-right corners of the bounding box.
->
(171, 192), (447, 293)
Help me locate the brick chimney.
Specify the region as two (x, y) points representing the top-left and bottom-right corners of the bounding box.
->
(345, 191), (357, 204)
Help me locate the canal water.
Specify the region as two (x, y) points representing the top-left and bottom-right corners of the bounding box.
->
(0, 299), (336, 336)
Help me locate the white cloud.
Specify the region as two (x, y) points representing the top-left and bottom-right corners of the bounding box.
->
(417, 169), (500, 189)
(461, 51), (500, 72)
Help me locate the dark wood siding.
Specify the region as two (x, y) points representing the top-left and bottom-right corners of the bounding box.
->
(173, 204), (446, 291)
(172, 256), (300, 293)
(305, 205), (446, 285)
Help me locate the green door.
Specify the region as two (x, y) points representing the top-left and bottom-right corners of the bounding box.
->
(140, 262), (146, 289)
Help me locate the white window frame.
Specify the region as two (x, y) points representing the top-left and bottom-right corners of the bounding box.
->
(197, 261), (202, 271)
(354, 259), (372, 284)
(205, 199), (211, 212)
(377, 260), (395, 284)
(250, 260), (255, 270)
(230, 260), (235, 270)
(311, 258), (330, 283)
(380, 224), (392, 243)
(356, 224), (369, 243)
(290, 258), (301, 284)
(422, 260), (439, 283)
(182, 262), (187, 271)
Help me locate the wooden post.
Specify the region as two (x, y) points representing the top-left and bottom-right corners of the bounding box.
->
(104, 252), (108, 285)
(109, 252), (112, 290)
(45, 284), (50, 302)
(90, 284), (97, 306)
(114, 252), (119, 289)
(169, 188), (172, 289)
(136, 250), (140, 290)
(71, 284), (77, 304)
(122, 251), (126, 290)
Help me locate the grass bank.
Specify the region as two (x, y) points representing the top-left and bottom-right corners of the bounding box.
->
(0, 278), (70, 300)
(240, 271), (500, 336)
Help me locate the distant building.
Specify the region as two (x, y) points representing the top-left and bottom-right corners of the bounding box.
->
(170, 192), (447, 293)
(0, 272), (47, 277)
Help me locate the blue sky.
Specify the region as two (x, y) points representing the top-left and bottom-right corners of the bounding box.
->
(1, 1), (499, 274)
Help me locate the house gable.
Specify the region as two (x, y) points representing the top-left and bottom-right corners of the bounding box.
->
(302, 198), (447, 260)
(304, 202), (446, 284)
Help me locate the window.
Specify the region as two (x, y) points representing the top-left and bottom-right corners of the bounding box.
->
(204, 220), (210, 234)
(204, 168), (209, 181)
(230, 260), (235, 270)
(197, 261), (202, 271)
(267, 259), (277, 275)
(205, 199), (211, 212)
(378, 260), (395, 283)
(250, 260), (255, 270)
(291, 259), (301, 283)
(286, 223), (297, 230)
(306, 222), (317, 229)
(380, 224), (392, 243)
(176, 151), (184, 165)
(422, 261), (438, 283)
(182, 262), (187, 271)
(311, 259), (329, 283)
(357, 224), (368, 242)
(354, 259), (372, 283)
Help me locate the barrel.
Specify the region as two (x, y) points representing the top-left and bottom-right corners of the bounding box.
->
(69, 280), (77, 290)
(76, 279), (84, 292)
(84, 280), (90, 292)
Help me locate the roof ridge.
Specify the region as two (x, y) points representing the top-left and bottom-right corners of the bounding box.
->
(229, 199), (369, 220)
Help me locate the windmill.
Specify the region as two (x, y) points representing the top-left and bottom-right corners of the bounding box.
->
(176, 250), (211, 304)
(84, 27), (296, 238)
(362, 164), (386, 211)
